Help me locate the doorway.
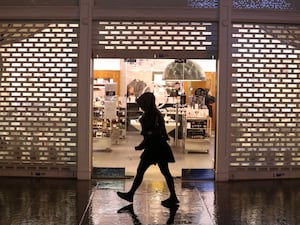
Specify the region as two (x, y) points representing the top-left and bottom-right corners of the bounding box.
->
(92, 58), (216, 179)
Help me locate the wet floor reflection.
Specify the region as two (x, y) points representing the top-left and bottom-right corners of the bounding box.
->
(1, 177), (300, 225)
(90, 179), (215, 225)
(90, 179), (300, 225)
(216, 180), (300, 225)
(117, 203), (179, 225)
(0, 178), (78, 225)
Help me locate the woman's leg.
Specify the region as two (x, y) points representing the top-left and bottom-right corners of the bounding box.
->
(117, 159), (151, 202)
(158, 162), (178, 202)
(128, 159), (152, 195)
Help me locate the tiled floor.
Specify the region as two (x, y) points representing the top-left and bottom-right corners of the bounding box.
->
(2, 177), (300, 225)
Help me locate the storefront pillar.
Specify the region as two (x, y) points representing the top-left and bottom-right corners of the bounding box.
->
(215, 0), (232, 181)
(77, 0), (93, 180)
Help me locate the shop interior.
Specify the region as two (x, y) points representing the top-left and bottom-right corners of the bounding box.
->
(92, 58), (216, 178)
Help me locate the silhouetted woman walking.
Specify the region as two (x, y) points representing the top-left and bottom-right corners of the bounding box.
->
(117, 92), (179, 206)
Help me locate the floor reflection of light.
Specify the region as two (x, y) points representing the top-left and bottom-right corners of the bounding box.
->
(151, 180), (165, 193)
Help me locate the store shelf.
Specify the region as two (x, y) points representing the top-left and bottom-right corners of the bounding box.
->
(93, 100), (126, 143)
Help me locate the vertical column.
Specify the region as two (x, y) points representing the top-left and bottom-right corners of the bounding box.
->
(215, 0), (232, 181)
(77, 0), (93, 180)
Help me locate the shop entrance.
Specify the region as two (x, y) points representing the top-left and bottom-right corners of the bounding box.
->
(92, 58), (216, 179)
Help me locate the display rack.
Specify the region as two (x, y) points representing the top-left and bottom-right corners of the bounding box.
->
(93, 104), (126, 134)
(93, 83), (126, 149)
(184, 116), (211, 153)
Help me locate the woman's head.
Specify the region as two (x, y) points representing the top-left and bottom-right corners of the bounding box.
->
(136, 92), (156, 111)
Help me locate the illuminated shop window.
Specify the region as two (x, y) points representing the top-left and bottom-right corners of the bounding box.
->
(230, 23), (300, 172)
(0, 22), (79, 176)
(187, 0), (218, 8)
(233, 0), (297, 10)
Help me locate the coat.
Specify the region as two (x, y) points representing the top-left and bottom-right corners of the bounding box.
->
(135, 92), (175, 164)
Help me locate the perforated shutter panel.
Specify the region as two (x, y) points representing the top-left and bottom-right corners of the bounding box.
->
(230, 23), (300, 180)
(0, 22), (79, 178)
(93, 21), (218, 58)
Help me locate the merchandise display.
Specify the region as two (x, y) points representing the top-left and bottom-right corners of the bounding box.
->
(92, 59), (216, 156)
(93, 83), (126, 150)
(93, 83), (213, 152)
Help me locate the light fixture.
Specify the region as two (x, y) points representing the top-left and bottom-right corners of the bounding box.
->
(163, 59), (206, 81)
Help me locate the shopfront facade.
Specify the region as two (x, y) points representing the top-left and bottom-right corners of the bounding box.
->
(0, 0), (299, 180)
